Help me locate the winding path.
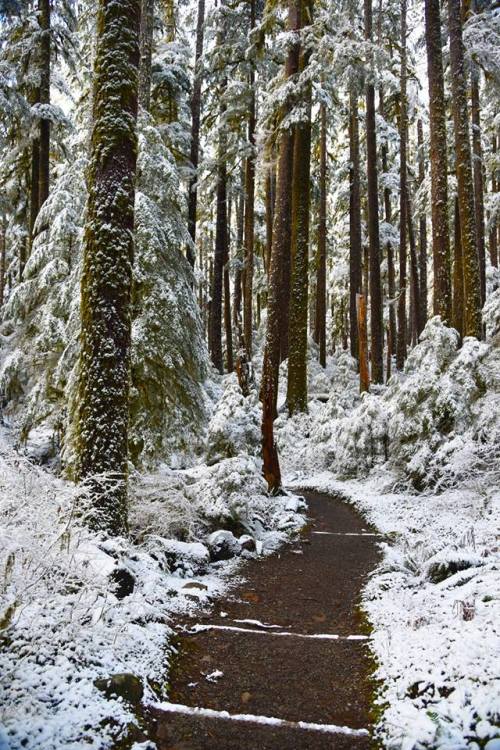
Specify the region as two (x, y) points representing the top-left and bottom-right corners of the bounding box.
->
(149, 490), (381, 749)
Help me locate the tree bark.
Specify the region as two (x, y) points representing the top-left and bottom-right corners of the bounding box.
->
(407, 187), (421, 346)
(243, 0), (256, 358)
(287, 0), (313, 416)
(357, 293), (370, 393)
(453, 194), (464, 337)
(424, 0), (452, 324)
(364, 0), (383, 383)
(349, 86), (362, 362)
(396, 0), (408, 370)
(187, 0), (206, 266)
(447, 0), (482, 339)
(224, 192), (234, 372)
(489, 135), (498, 267)
(76, 0), (141, 536)
(210, 96), (227, 374)
(315, 102), (327, 368)
(417, 119), (428, 333)
(471, 59), (486, 305)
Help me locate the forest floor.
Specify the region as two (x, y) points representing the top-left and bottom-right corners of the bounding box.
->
(146, 490), (381, 750)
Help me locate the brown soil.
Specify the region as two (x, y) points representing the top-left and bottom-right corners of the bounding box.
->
(147, 490), (382, 749)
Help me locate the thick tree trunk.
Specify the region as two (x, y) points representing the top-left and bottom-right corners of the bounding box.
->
(243, 0), (256, 358)
(349, 87), (362, 362)
(38, 0), (50, 210)
(287, 0), (312, 416)
(424, 0), (452, 324)
(76, 0), (141, 536)
(187, 0), (206, 266)
(265, 167), (274, 276)
(417, 119), (428, 333)
(315, 102), (327, 368)
(396, 0), (408, 370)
(364, 0), (383, 383)
(138, 0), (154, 111)
(447, 0), (482, 339)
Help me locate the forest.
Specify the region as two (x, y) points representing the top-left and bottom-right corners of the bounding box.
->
(0, 0), (499, 748)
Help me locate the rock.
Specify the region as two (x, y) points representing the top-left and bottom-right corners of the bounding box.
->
(162, 540), (210, 576)
(109, 567), (135, 599)
(182, 581), (208, 591)
(94, 673), (144, 704)
(239, 534), (256, 553)
(207, 530), (242, 561)
(485, 740), (500, 750)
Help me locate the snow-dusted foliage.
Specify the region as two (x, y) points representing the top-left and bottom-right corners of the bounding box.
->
(205, 372), (261, 462)
(0, 112), (208, 471)
(302, 316), (500, 491)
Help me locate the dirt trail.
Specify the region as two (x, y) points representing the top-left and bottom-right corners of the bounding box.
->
(148, 490), (382, 749)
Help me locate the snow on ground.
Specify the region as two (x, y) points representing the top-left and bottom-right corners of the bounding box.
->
(0, 399), (306, 750)
(280, 317), (500, 749)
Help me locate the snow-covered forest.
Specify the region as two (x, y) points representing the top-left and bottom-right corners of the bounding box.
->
(0, 0), (499, 747)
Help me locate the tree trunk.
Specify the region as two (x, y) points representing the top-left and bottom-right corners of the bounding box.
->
(407, 187), (421, 346)
(224, 192), (234, 372)
(210, 98), (227, 374)
(379, 87), (397, 355)
(38, 0), (50, 210)
(357, 294), (370, 393)
(470, 59), (486, 305)
(453, 194), (464, 337)
(417, 119), (428, 333)
(187, 0), (206, 266)
(76, 0), (141, 537)
(489, 135), (498, 267)
(349, 86), (362, 362)
(364, 0), (383, 383)
(265, 166), (274, 275)
(287, 0), (312, 416)
(424, 0), (452, 324)
(138, 0), (154, 111)
(315, 102), (327, 368)
(233, 191), (244, 332)
(396, 0), (408, 370)
(243, 0), (256, 359)
(447, 0), (482, 339)
(29, 84), (40, 247)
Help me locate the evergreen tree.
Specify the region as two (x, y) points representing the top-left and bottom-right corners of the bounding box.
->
(76, 0), (141, 535)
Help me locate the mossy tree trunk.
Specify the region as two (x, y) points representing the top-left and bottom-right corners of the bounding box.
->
(379, 86), (397, 358)
(424, 0), (452, 324)
(287, 0), (313, 416)
(76, 0), (141, 537)
(447, 0), (482, 339)
(364, 0), (383, 383)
